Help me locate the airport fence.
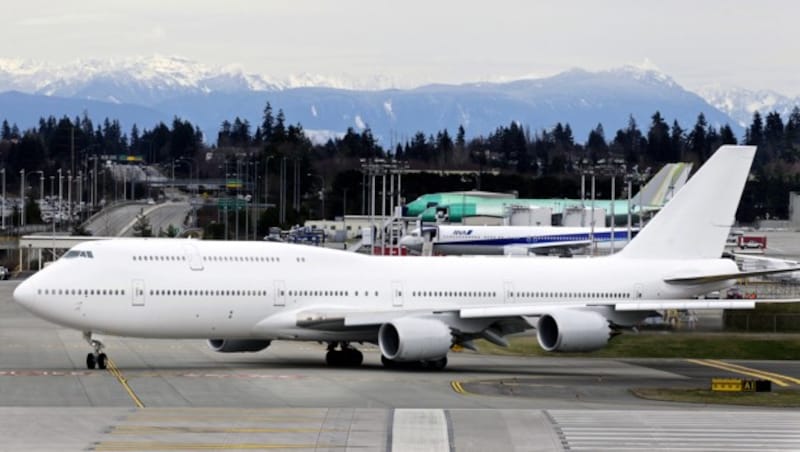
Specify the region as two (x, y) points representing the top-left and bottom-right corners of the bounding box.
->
(724, 313), (800, 332)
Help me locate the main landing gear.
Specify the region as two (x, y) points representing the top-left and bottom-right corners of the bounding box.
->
(83, 332), (108, 370)
(325, 342), (363, 367)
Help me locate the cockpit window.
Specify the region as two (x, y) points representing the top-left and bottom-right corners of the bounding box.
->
(65, 250), (94, 259)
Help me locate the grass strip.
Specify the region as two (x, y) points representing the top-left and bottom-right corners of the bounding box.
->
(474, 332), (800, 360)
(632, 387), (800, 407)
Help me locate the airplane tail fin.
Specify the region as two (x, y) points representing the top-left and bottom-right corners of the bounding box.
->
(633, 162), (694, 208)
(617, 146), (755, 260)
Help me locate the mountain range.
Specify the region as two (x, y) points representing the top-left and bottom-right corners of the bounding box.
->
(1, 56), (795, 146)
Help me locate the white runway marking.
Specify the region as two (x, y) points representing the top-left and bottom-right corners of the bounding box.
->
(392, 408), (450, 452)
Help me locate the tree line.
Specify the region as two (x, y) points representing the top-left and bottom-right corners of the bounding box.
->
(2, 103), (800, 223)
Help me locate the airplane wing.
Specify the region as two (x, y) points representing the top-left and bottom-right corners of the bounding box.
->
(289, 295), (800, 331)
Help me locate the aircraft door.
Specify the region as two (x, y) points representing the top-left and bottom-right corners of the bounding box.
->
(391, 281), (403, 307)
(274, 280), (286, 307)
(503, 281), (514, 303)
(183, 245), (204, 271)
(132, 279), (146, 307)
(634, 284), (644, 299)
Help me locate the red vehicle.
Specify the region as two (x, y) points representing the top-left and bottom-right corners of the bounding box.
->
(738, 235), (766, 249)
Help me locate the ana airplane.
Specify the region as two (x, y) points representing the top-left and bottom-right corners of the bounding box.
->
(13, 146), (799, 371)
(399, 224), (639, 256)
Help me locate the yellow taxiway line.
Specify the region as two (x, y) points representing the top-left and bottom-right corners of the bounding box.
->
(687, 359), (800, 387)
(106, 359), (145, 408)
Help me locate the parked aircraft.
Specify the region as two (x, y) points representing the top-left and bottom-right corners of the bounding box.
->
(13, 147), (798, 370)
(399, 224), (638, 256)
(406, 162), (692, 222)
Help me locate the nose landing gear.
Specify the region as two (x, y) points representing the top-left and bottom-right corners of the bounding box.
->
(83, 332), (108, 370)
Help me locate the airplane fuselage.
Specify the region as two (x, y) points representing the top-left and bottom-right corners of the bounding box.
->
(15, 238), (736, 340)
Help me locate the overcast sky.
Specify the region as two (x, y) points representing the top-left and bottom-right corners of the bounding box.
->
(3, 0), (799, 95)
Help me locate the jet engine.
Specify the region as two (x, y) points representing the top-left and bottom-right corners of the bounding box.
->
(536, 310), (612, 352)
(207, 339), (272, 353)
(378, 317), (452, 362)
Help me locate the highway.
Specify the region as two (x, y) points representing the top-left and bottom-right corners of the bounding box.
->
(2, 280), (800, 450)
(84, 201), (192, 237)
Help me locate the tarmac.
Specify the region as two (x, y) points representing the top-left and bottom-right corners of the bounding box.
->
(2, 280), (800, 451)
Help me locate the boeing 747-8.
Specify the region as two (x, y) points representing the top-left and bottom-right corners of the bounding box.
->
(13, 146), (798, 370)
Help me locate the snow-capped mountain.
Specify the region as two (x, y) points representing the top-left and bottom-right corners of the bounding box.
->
(698, 86), (800, 128)
(0, 56), (744, 145)
(0, 56), (399, 105)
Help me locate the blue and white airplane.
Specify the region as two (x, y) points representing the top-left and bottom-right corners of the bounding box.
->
(400, 225), (638, 256)
(12, 146), (800, 371)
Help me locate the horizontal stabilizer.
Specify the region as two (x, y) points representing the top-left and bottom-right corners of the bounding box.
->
(664, 266), (800, 285)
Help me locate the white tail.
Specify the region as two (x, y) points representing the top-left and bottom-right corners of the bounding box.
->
(617, 145), (756, 260)
(633, 162), (693, 208)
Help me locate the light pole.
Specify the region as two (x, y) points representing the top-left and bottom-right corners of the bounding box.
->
(1, 168), (5, 230)
(264, 155), (273, 209)
(307, 173), (325, 220)
(19, 170), (43, 228)
(18, 169), (23, 228)
(67, 170), (72, 226)
(57, 169), (63, 229)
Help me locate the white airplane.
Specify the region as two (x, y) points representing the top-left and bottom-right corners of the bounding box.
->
(13, 146), (800, 371)
(399, 224), (639, 256)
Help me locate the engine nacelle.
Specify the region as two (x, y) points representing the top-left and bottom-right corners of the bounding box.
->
(207, 339), (272, 353)
(536, 310), (612, 352)
(379, 317), (452, 362)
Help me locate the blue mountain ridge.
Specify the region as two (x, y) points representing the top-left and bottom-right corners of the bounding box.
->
(0, 68), (742, 146)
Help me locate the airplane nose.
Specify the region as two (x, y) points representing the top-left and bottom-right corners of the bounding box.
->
(13, 277), (35, 309)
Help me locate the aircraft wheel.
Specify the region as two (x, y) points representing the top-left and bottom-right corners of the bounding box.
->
(97, 353), (108, 370)
(381, 355), (398, 369)
(325, 350), (341, 366)
(86, 353), (96, 370)
(427, 357), (447, 371)
(346, 349), (363, 366)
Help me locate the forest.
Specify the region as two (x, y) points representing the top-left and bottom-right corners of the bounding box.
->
(1, 101), (799, 229)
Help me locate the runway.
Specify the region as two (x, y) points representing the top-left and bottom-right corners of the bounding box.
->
(2, 280), (800, 451)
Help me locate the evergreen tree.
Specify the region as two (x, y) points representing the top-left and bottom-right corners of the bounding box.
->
(746, 111), (764, 146)
(585, 123), (608, 164)
(456, 125), (466, 150)
(130, 124), (140, 153)
(764, 111), (785, 160)
(1, 120), (11, 140)
(612, 115), (646, 165)
(719, 124), (737, 145)
(218, 120), (233, 147)
(646, 111), (670, 163)
(273, 109), (287, 143)
(261, 102), (274, 143)
(436, 129), (454, 165)
(688, 113), (709, 162)
(670, 120), (685, 162)
(784, 107), (800, 161)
